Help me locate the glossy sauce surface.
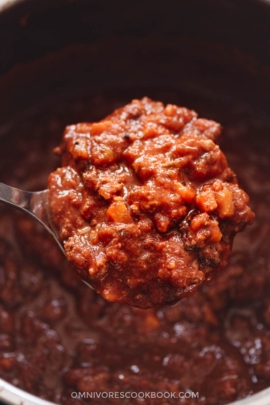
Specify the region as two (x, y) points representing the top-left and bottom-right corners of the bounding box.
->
(0, 91), (270, 405)
(48, 97), (253, 309)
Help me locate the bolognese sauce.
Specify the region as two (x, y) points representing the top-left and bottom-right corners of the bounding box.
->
(48, 98), (254, 308)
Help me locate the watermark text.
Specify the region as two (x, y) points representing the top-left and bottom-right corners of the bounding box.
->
(71, 391), (199, 400)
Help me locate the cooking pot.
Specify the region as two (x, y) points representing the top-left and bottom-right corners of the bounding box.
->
(0, 0), (270, 404)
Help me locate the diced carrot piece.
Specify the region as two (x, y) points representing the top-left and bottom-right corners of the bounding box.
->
(106, 201), (133, 224)
(209, 225), (222, 243)
(215, 189), (234, 218)
(176, 182), (196, 203)
(91, 120), (113, 135)
(196, 189), (218, 212)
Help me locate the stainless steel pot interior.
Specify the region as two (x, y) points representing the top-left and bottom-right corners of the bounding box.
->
(0, 1), (270, 404)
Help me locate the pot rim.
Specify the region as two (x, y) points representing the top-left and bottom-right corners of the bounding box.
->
(0, 0), (270, 13)
(0, 0), (23, 12)
(0, 379), (55, 405)
(2, 376), (270, 405)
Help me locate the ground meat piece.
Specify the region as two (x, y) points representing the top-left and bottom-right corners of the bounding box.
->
(48, 98), (254, 308)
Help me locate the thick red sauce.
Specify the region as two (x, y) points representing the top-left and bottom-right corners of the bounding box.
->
(48, 98), (254, 308)
(0, 91), (269, 405)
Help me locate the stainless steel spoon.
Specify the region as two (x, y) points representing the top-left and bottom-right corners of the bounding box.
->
(0, 181), (64, 254)
(0, 181), (95, 289)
